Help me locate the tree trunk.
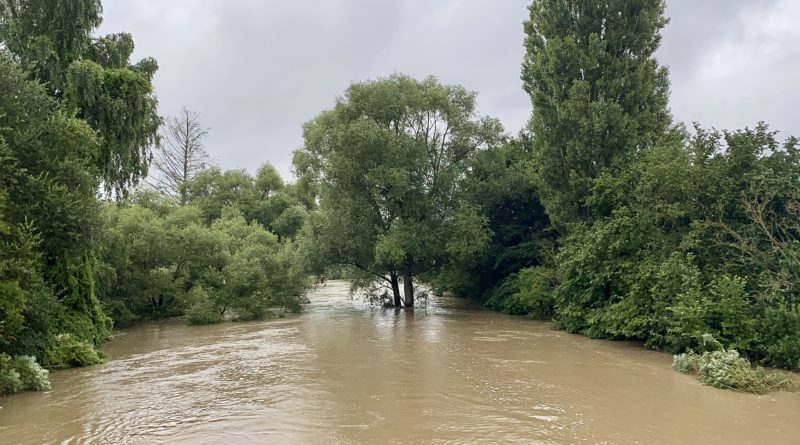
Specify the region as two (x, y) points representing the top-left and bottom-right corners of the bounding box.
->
(390, 271), (401, 307)
(403, 272), (414, 307)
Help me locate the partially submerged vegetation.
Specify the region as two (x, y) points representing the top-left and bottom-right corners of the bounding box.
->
(97, 186), (310, 328)
(1, 0), (798, 397)
(0, 0), (309, 396)
(0, 353), (50, 396)
(673, 336), (798, 394)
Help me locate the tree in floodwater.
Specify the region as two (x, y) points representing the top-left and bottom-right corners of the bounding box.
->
(151, 107), (212, 204)
(295, 74), (502, 307)
(521, 0), (672, 228)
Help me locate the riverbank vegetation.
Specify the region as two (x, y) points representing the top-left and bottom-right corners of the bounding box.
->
(293, 0), (800, 392)
(97, 177), (310, 327)
(0, 0), (158, 394)
(1, 0), (798, 396)
(0, 0), (310, 395)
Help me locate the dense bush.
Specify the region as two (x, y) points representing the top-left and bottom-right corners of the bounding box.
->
(9, 355), (51, 391)
(0, 353), (51, 395)
(44, 334), (106, 369)
(186, 303), (224, 326)
(0, 367), (22, 395)
(0, 54), (109, 369)
(753, 305), (800, 371)
(97, 194), (311, 327)
(674, 348), (798, 394)
(485, 267), (555, 318)
(535, 128), (800, 371)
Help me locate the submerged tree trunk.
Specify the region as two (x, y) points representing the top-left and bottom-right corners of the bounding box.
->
(403, 272), (414, 307)
(390, 271), (402, 307)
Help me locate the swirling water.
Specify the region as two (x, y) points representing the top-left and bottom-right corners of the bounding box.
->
(1, 281), (798, 444)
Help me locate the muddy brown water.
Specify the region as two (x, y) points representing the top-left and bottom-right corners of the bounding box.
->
(1, 280), (798, 444)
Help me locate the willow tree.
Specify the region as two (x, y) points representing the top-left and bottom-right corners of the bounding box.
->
(522, 0), (672, 227)
(0, 0), (160, 196)
(295, 75), (501, 307)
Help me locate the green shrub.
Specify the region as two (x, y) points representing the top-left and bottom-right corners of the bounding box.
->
(102, 299), (140, 327)
(674, 344), (798, 394)
(235, 304), (267, 321)
(0, 368), (22, 395)
(185, 287), (224, 325)
(186, 302), (223, 326)
(44, 334), (106, 369)
(754, 305), (800, 370)
(9, 355), (50, 391)
(485, 267), (555, 317)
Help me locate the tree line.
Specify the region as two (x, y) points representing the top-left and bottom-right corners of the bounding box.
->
(293, 0), (800, 377)
(2, 0), (799, 396)
(0, 0), (311, 395)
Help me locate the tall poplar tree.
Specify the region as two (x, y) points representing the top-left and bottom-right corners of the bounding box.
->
(522, 0), (672, 227)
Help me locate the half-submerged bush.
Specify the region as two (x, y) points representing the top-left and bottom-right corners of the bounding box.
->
(186, 302), (224, 326)
(485, 266), (555, 318)
(0, 353), (51, 395)
(44, 334), (106, 369)
(673, 337), (798, 394)
(0, 366), (22, 395)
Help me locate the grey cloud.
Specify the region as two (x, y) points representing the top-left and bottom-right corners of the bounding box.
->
(99, 0), (800, 179)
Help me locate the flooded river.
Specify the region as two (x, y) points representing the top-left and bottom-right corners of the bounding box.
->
(1, 280), (798, 444)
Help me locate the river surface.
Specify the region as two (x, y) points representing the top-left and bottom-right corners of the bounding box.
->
(1, 281), (798, 444)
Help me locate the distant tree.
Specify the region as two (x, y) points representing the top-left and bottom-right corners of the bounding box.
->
(295, 74), (502, 307)
(151, 107), (212, 204)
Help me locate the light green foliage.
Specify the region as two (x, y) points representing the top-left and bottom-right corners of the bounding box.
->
(0, 367), (22, 395)
(674, 348), (798, 394)
(295, 74), (502, 305)
(44, 334), (105, 369)
(97, 174), (310, 326)
(67, 59), (160, 195)
(0, 0), (101, 90)
(184, 164), (307, 241)
(522, 0), (671, 227)
(8, 355), (50, 391)
(185, 287), (224, 326)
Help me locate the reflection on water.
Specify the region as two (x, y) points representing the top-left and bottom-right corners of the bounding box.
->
(1, 280), (798, 444)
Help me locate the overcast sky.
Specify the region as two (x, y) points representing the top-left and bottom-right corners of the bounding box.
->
(99, 0), (800, 180)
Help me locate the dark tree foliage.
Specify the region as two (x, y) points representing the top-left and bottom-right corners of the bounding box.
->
(432, 135), (555, 304)
(1, 0), (160, 196)
(522, 0), (671, 227)
(438, 0), (800, 374)
(0, 53), (108, 366)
